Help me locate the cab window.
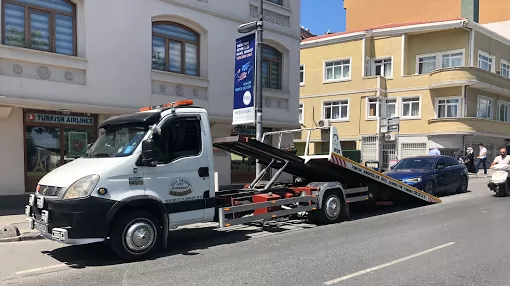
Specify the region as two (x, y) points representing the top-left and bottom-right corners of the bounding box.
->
(153, 116), (202, 164)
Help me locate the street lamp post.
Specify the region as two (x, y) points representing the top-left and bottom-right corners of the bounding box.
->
(238, 0), (264, 178)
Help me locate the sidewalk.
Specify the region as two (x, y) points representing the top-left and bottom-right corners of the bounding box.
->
(469, 169), (493, 179)
(0, 213), (40, 242)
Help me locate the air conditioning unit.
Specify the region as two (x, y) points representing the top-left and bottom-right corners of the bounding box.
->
(317, 119), (331, 127)
(384, 133), (396, 141)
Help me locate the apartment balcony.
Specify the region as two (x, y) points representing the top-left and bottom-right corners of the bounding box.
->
(428, 117), (510, 137)
(429, 67), (510, 96)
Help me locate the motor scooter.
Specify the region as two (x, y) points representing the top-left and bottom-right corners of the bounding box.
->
(488, 163), (510, 197)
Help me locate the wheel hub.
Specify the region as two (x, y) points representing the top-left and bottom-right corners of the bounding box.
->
(125, 221), (155, 253)
(325, 196), (341, 219)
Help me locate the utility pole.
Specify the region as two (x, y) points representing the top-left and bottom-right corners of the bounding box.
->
(254, 0), (264, 177)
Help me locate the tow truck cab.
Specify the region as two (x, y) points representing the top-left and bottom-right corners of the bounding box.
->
(25, 100), (217, 259)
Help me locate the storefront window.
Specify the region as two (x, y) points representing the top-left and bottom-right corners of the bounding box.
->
(64, 128), (96, 163)
(24, 110), (97, 192)
(25, 126), (61, 177)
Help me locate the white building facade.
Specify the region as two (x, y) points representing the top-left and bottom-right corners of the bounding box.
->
(0, 0), (301, 196)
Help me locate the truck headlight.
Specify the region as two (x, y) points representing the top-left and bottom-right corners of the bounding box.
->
(404, 177), (422, 183)
(62, 175), (100, 200)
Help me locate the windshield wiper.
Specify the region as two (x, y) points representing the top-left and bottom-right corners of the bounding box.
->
(88, 153), (113, 158)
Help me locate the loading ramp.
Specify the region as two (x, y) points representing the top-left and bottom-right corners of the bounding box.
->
(213, 126), (441, 204)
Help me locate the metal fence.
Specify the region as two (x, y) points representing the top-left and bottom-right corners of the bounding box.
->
(382, 142), (397, 169)
(361, 136), (378, 163)
(401, 142), (427, 159)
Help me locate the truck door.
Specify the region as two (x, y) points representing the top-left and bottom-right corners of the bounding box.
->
(142, 115), (210, 227)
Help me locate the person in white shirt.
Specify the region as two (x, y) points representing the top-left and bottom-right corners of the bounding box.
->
(428, 147), (441, 156)
(490, 148), (510, 168)
(476, 143), (488, 175)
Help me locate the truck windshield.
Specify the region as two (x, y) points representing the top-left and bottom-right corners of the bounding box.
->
(393, 158), (436, 170)
(85, 125), (148, 158)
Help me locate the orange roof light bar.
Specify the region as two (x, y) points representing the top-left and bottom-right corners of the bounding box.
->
(139, 99), (194, 112)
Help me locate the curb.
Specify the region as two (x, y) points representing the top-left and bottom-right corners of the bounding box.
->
(468, 175), (490, 179)
(0, 232), (42, 243)
(21, 232), (43, 241)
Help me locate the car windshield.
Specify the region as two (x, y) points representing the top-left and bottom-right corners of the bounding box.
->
(393, 157), (436, 170)
(85, 125), (148, 158)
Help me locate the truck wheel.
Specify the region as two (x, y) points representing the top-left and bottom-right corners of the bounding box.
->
(311, 190), (344, 225)
(110, 210), (161, 261)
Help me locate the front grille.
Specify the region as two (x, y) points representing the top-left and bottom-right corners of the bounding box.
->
(39, 185), (62, 197)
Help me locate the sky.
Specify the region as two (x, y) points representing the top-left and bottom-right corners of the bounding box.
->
(300, 0), (346, 36)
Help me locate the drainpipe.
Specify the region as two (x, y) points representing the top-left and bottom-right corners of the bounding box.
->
(463, 85), (468, 117)
(376, 76), (382, 163)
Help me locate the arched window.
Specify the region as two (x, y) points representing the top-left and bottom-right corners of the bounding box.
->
(152, 22), (199, 76)
(261, 45), (282, 89)
(2, 0), (76, 55)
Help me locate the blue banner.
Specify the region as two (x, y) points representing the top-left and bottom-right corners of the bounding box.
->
(232, 33), (256, 125)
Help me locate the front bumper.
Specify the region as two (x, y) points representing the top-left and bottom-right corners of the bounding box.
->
(25, 194), (116, 245)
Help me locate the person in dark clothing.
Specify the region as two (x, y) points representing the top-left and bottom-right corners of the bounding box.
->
(464, 147), (476, 173)
(457, 151), (465, 164)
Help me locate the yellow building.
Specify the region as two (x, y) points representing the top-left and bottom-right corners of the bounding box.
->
(298, 18), (510, 168)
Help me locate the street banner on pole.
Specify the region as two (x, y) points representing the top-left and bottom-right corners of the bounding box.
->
(232, 33), (256, 125)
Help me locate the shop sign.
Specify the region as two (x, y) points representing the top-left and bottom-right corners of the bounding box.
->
(231, 125), (272, 137)
(26, 113), (94, 125)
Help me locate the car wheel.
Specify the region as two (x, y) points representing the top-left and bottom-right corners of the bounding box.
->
(424, 181), (436, 196)
(456, 176), (468, 193)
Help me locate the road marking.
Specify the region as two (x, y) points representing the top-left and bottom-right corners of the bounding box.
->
(324, 242), (456, 285)
(15, 263), (68, 275)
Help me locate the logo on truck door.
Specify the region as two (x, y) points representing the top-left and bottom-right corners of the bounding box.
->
(169, 177), (193, 196)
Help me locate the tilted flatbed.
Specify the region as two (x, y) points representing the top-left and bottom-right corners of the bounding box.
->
(213, 126), (441, 212)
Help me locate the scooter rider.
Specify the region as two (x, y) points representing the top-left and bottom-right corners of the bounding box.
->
(490, 148), (510, 168)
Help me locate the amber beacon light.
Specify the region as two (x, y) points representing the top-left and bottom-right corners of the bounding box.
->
(139, 100), (194, 112)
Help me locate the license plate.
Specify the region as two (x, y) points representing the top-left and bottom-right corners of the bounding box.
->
(36, 196), (44, 209)
(28, 194), (35, 206)
(52, 230), (65, 241)
(25, 205), (31, 217)
(34, 221), (48, 233)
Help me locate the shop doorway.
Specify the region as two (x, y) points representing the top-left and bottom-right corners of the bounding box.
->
(24, 110), (97, 192)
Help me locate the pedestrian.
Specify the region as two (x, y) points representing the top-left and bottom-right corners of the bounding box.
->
(457, 150), (465, 164)
(464, 147), (476, 173)
(428, 146), (441, 156)
(475, 143), (488, 175)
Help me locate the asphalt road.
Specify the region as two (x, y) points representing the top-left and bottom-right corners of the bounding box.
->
(1, 178), (508, 286)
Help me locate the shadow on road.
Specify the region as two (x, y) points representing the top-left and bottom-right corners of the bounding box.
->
(41, 189), (469, 268)
(43, 225), (260, 268)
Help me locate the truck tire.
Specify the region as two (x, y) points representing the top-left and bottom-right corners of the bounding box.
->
(109, 210), (161, 261)
(310, 190), (345, 225)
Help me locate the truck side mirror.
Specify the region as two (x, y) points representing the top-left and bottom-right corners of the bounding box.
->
(141, 139), (157, 167)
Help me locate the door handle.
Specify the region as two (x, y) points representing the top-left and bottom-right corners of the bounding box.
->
(198, 167), (209, 178)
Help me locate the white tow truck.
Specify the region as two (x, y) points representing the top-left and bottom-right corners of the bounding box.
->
(25, 100), (441, 260)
